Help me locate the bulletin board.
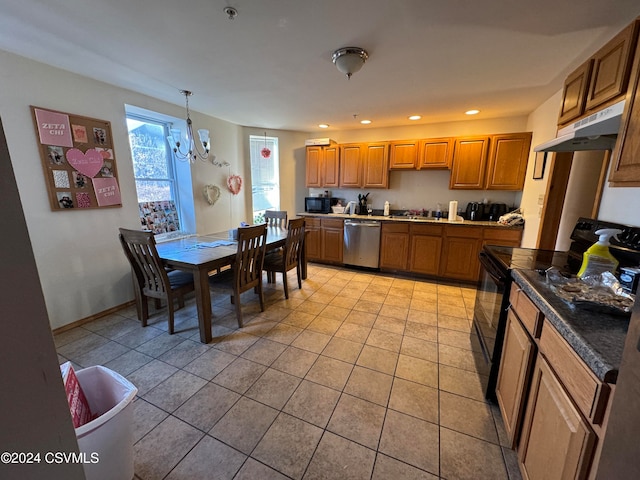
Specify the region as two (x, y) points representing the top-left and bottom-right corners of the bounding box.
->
(31, 106), (122, 211)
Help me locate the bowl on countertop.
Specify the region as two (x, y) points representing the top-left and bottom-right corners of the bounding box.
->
(331, 205), (345, 214)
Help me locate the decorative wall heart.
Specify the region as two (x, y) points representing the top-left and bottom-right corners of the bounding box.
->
(66, 148), (104, 178)
(203, 184), (221, 205)
(227, 174), (242, 195)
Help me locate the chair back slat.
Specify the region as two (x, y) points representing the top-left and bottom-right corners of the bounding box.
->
(119, 228), (169, 296)
(234, 224), (267, 292)
(284, 218), (305, 268)
(264, 210), (287, 228)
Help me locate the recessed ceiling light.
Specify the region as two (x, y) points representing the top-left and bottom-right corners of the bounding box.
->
(408, 115), (422, 121)
(465, 109), (480, 115)
(318, 124), (329, 129)
(360, 119), (372, 125)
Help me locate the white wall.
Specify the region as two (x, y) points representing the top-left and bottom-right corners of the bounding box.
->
(0, 49), (247, 329)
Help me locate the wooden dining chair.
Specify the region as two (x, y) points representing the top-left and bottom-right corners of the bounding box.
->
(118, 228), (194, 334)
(208, 224), (268, 328)
(263, 218), (305, 299)
(264, 210), (287, 228)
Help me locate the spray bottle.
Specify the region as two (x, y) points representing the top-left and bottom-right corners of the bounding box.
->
(577, 228), (622, 279)
(383, 201), (390, 216)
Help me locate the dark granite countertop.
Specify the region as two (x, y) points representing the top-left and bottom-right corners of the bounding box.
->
(511, 269), (630, 383)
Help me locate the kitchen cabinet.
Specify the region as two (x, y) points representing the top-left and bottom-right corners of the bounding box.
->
(362, 142), (390, 188)
(449, 136), (490, 189)
(485, 133), (532, 191)
(305, 217), (322, 261)
(408, 224), (443, 275)
(389, 140), (419, 170)
(418, 137), (453, 169)
(439, 226), (482, 281)
(483, 228), (522, 248)
(558, 61), (593, 125)
(305, 145), (340, 188)
(339, 143), (362, 188)
(518, 355), (596, 480)
(320, 218), (343, 264)
(379, 223), (409, 270)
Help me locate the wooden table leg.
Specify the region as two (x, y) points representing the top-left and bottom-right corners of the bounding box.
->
(193, 267), (212, 343)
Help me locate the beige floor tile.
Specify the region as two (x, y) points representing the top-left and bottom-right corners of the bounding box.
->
(308, 291), (336, 305)
(252, 413), (323, 480)
(291, 329), (332, 353)
(359, 290), (387, 303)
(246, 368), (301, 409)
(395, 354), (438, 388)
(438, 313), (472, 332)
(439, 364), (487, 401)
(329, 295), (359, 309)
(234, 457), (290, 480)
(142, 370), (207, 412)
(241, 337), (288, 366)
(378, 304), (409, 321)
(173, 383), (240, 432)
(240, 318), (278, 337)
(327, 394), (386, 449)
(411, 289), (438, 301)
(135, 333), (188, 358)
(439, 391), (498, 443)
(409, 298), (439, 313)
(438, 343), (489, 376)
(212, 357), (267, 394)
(388, 377), (439, 423)
(71, 340), (131, 368)
(104, 349), (153, 377)
(283, 380), (341, 428)
(366, 328), (403, 352)
(165, 435), (246, 480)
(321, 337), (363, 363)
(157, 339), (210, 368)
(373, 315), (406, 335)
(303, 431), (376, 480)
(407, 309), (438, 325)
(295, 300), (327, 315)
(438, 303), (468, 318)
(182, 348), (237, 381)
(379, 410), (439, 475)
(319, 304), (351, 321)
(264, 323), (304, 345)
(356, 345), (398, 375)
(370, 275), (394, 286)
(372, 453), (439, 480)
(127, 359), (178, 396)
(400, 336), (438, 363)
(438, 327), (483, 353)
(132, 398), (169, 443)
(334, 322), (371, 343)
(344, 309), (378, 326)
(384, 293), (412, 308)
(209, 396), (279, 454)
(281, 310), (317, 329)
(440, 427), (508, 480)
(437, 294), (467, 308)
(134, 415), (203, 480)
(344, 365), (393, 406)
(306, 317), (343, 336)
(53, 327), (92, 349)
(365, 283), (391, 295)
(438, 284), (462, 295)
(404, 321), (438, 343)
(305, 355), (354, 390)
(257, 305), (295, 323)
(271, 346), (319, 378)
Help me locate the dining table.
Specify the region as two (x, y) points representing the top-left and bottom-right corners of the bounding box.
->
(156, 227), (303, 344)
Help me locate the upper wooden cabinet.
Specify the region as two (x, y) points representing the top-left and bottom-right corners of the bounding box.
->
(305, 145), (339, 188)
(362, 142), (390, 188)
(339, 143), (362, 188)
(418, 137), (454, 169)
(449, 136), (490, 189)
(558, 61), (593, 125)
(389, 140), (419, 169)
(485, 133), (532, 191)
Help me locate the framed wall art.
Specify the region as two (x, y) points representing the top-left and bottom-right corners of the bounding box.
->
(533, 151), (547, 180)
(31, 106), (122, 211)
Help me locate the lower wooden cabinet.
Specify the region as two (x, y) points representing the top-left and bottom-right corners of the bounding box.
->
(439, 226), (482, 281)
(380, 223), (409, 270)
(518, 355), (596, 480)
(408, 224), (443, 275)
(305, 218), (321, 261)
(306, 217), (343, 264)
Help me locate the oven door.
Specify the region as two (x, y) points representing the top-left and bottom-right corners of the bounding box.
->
(473, 250), (511, 400)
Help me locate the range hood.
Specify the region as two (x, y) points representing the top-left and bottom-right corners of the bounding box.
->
(534, 99), (625, 152)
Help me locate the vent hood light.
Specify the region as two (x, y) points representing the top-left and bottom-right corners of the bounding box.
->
(534, 100), (625, 153)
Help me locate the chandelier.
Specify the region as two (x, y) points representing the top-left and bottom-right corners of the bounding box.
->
(167, 90), (210, 162)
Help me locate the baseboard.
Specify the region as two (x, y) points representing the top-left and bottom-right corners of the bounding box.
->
(51, 300), (136, 335)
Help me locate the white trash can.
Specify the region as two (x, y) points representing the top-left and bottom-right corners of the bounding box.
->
(75, 366), (138, 480)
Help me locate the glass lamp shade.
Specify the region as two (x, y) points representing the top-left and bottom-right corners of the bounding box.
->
(332, 47), (368, 78)
(197, 129), (210, 146)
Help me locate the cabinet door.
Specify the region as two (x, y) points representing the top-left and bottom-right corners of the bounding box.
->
(558, 61), (593, 125)
(418, 137), (453, 169)
(323, 145), (340, 187)
(306, 226), (321, 261)
(389, 141), (419, 169)
(306, 146), (323, 187)
(496, 310), (535, 448)
(449, 136), (490, 189)
(485, 133), (532, 190)
(380, 224), (409, 270)
(362, 142), (389, 188)
(518, 356), (596, 480)
(483, 228), (523, 248)
(585, 21), (639, 112)
(440, 227), (482, 281)
(322, 228), (343, 263)
(408, 234), (442, 275)
(340, 143), (362, 188)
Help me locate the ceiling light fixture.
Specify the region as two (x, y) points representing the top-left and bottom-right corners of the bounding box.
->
(409, 115), (422, 121)
(166, 90), (210, 163)
(332, 47), (369, 79)
(465, 109), (480, 115)
(360, 119), (372, 125)
(318, 124), (329, 129)
(223, 6), (238, 20)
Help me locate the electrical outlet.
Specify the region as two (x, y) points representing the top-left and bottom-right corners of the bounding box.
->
(538, 194), (544, 205)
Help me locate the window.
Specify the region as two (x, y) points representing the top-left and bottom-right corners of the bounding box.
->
(126, 116), (181, 234)
(250, 135), (280, 223)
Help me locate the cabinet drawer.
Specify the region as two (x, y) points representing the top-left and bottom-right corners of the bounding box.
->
(484, 228), (522, 244)
(321, 218), (344, 229)
(305, 217), (321, 228)
(382, 223), (409, 234)
(539, 322), (609, 423)
(509, 287), (542, 338)
(444, 225), (482, 238)
(410, 223), (443, 235)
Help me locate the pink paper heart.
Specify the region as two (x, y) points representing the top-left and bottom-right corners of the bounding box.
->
(66, 148), (104, 178)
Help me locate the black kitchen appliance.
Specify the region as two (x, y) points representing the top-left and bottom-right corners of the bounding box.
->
(465, 202), (483, 221)
(305, 196), (339, 214)
(473, 217), (640, 401)
(487, 203), (507, 221)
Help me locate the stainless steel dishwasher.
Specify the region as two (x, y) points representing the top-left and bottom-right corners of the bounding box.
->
(343, 219), (381, 268)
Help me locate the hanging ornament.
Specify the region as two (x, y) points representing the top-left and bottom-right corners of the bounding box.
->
(261, 131), (271, 159)
(227, 174), (242, 195)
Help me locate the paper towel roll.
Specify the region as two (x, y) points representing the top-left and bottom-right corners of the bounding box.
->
(448, 201), (458, 221)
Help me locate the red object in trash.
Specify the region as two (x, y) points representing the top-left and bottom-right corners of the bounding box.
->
(60, 362), (93, 428)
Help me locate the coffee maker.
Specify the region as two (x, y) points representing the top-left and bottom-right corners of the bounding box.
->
(465, 202), (483, 221)
(488, 203), (507, 221)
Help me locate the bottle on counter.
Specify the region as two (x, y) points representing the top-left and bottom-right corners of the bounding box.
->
(435, 203), (442, 220)
(577, 228), (622, 279)
(383, 201), (390, 216)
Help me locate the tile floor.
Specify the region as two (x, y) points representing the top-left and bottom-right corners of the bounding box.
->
(55, 264), (522, 480)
